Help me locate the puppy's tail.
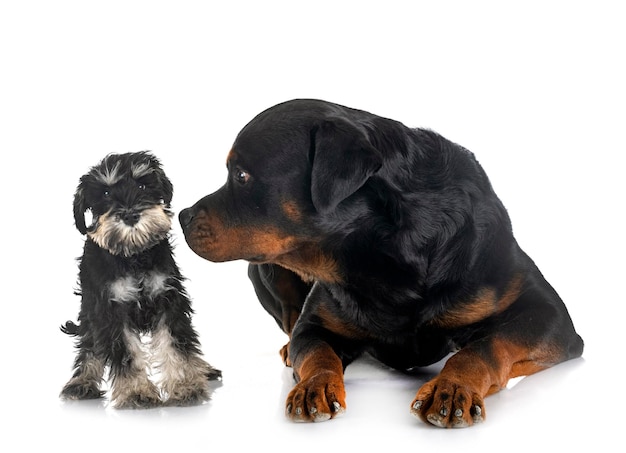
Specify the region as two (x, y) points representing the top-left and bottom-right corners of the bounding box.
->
(60, 320), (80, 336)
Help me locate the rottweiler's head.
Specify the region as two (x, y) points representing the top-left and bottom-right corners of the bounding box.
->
(179, 99), (383, 282)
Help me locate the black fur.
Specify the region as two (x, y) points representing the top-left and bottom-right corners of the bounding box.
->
(61, 151), (220, 409)
(179, 99), (583, 427)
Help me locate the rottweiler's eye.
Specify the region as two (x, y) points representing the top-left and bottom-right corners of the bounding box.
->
(234, 168), (250, 185)
(103, 189), (111, 198)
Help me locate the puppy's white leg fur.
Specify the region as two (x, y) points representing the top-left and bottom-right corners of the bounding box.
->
(110, 327), (161, 409)
(152, 322), (213, 405)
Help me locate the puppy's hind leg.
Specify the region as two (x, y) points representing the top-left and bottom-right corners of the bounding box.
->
(60, 349), (106, 401)
(152, 319), (221, 406)
(109, 327), (162, 409)
(60, 324), (106, 400)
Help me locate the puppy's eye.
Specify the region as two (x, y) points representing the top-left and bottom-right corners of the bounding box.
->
(234, 168), (250, 185)
(103, 189), (111, 198)
(138, 183), (146, 190)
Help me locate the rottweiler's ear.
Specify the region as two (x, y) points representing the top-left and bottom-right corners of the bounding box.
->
(73, 182), (88, 235)
(310, 118), (382, 213)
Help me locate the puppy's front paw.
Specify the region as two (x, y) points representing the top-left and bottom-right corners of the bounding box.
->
(285, 370), (346, 422)
(113, 392), (162, 409)
(111, 381), (162, 409)
(410, 377), (484, 428)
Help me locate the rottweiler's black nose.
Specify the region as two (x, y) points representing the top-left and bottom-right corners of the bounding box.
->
(179, 208), (194, 231)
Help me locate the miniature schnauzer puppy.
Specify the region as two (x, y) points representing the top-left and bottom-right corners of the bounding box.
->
(60, 151), (220, 408)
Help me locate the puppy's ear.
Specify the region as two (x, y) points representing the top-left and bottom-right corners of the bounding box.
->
(73, 182), (89, 235)
(157, 166), (174, 206)
(146, 153), (173, 206)
(310, 118), (382, 213)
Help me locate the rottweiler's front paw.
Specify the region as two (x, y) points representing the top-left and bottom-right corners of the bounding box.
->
(285, 370), (346, 422)
(410, 377), (485, 428)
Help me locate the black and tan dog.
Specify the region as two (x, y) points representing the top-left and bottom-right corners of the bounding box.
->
(61, 151), (220, 408)
(179, 99), (583, 427)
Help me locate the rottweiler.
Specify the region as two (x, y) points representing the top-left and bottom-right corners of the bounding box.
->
(179, 99), (584, 428)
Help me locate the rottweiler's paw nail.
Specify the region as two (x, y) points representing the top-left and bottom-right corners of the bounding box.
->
(295, 407), (303, 416)
(286, 403), (292, 414)
(310, 407), (317, 414)
(470, 404), (484, 423)
(332, 401), (341, 412)
(440, 407), (448, 416)
(455, 409), (463, 418)
(426, 414), (445, 428)
(313, 412), (331, 422)
(412, 400), (422, 411)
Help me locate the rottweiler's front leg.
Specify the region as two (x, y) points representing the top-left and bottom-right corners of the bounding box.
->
(284, 283), (360, 422)
(248, 263), (312, 366)
(410, 335), (563, 427)
(410, 339), (504, 428)
(411, 276), (584, 428)
(285, 342), (346, 422)
(248, 264), (311, 336)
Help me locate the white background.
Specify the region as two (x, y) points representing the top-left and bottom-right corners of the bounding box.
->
(1, 1), (623, 450)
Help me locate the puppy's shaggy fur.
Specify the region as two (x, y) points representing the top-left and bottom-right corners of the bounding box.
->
(61, 151), (220, 408)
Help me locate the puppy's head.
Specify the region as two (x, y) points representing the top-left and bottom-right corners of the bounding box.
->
(179, 99), (382, 282)
(74, 151), (174, 256)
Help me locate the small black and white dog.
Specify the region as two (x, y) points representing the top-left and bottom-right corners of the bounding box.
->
(60, 151), (220, 408)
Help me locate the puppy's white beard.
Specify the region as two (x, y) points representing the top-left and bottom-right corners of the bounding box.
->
(88, 206), (172, 256)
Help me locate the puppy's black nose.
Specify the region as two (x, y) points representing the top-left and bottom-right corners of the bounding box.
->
(179, 208), (194, 230)
(121, 210), (141, 226)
